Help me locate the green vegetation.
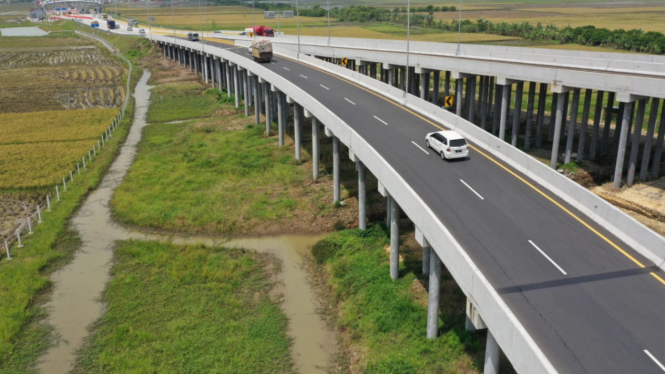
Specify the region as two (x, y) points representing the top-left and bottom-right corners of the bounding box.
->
(147, 84), (222, 123)
(72, 240), (293, 374)
(312, 226), (481, 373)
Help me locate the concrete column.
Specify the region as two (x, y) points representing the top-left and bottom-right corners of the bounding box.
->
(163, 44), (167, 58)
(589, 90), (605, 159)
(243, 74), (250, 117)
(257, 78), (263, 114)
(422, 237), (430, 276)
(651, 106), (665, 178)
(358, 161), (366, 230)
(640, 98), (660, 181)
(577, 89), (593, 161)
(226, 62), (233, 95)
(487, 77), (495, 115)
(613, 101), (633, 187)
(614, 103), (626, 155)
(390, 198), (400, 280)
(550, 92), (567, 168)
(426, 247), (441, 339)
(601, 92), (615, 155)
(524, 82), (536, 150)
(294, 104), (302, 162)
(386, 195), (392, 228)
(420, 72), (430, 101)
(190, 51), (194, 72)
(455, 78), (463, 116)
(565, 89), (581, 164)
(484, 331), (501, 374)
(332, 136), (340, 202)
(499, 84), (510, 141)
(277, 91), (285, 147)
(312, 117), (320, 181)
(253, 78), (260, 125)
(549, 93), (559, 142)
(468, 76), (476, 123)
(444, 71), (451, 98)
(203, 55), (208, 83)
(627, 99), (647, 186)
(264, 83), (271, 135)
(210, 57), (216, 88)
(432, 71), (440, 105)
(178, 47), (183, 66)
(233, 67), (240, 108)
(511, 81), (524, 147)
(480, 76), (488, 130)
(535, 83), (547, 148)
(217, 59), (223, 91)
(492, 81), (502, 135)
(194, 53), (199, 76)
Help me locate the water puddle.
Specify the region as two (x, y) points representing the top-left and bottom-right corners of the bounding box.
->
(37, 70), (335, 374)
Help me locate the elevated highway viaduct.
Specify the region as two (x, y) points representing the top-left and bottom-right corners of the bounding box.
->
(154, 35), (665, 374)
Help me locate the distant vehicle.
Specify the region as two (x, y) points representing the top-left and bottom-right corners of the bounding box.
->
(246, 25), (274, 37)
(91, 21), (99, 28)
(106, 20), (115, 29)
(251, 39), (272, 62)
(138, 28), (145, 35)
(127, 26), (133, 31)
(101, 13), (107, 20)
(188, 32), (199, 41)
(127, 18), (139, 27)
(425, 130), (469, 160)
(115, 24), (120, 29)
(214, 30), (221, 34)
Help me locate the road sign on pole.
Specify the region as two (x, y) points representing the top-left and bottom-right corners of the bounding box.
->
(341, 57), (348, 66)
(264, 11), (276, 19)
(281, 10), (294, 18)
(445, 96), (454, 107)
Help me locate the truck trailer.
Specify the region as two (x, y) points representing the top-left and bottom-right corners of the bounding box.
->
(106, 20), (115, 29)
(251, 39), (273, 62)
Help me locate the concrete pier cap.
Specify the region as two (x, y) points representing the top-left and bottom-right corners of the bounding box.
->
(304, 109), (313, 118)
(415, 65), (433, 74)
(377, 180), (389, 197)
(325, 126), (333, 137)
(616, 92), (648, 103)
(496, 76), (521, 86)
(286, 96), (295, 104)
(382, 63), (398, 70)
(451, 71), (472, 79)
(550, 83), (574, 94)
(355, 59), (369, 66)
(258, 77), (267, 84)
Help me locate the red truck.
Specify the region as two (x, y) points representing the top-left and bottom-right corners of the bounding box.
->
(244, 25), (274, 37)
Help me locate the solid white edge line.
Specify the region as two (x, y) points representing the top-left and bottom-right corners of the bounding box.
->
(460, 179), (484, 200)
(411, 141), (429, 155)
(528, 240), (568, 275)
(344, 98), (356, 105)
(320, 84), (330, 90)
(374, 115), (388, 125)
(283, 67), (290, 70)
(300, 74), (308, 79)
(645, 350), (665, 372)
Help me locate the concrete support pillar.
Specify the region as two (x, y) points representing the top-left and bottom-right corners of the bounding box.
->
(294, 104), (302, 162)
(613, 101), (633, 187)
(263, 83), (271, 135)
(535, 83), (547, 148)
(226, 62), (233, 95)
(480, 76), (488, 130)
(243, 75), (250, 116)
(390, 197), (400, 280)
(426, 246), (441, 339)
(432, 71), (440, 105)
(358, 161), (367, 230)
(468, 76), (476, 123)
(444, 71), (451, 98)
(233, 67), (240, 108)
(492, 81), (502, 135)
(194, 53), (199, 76)
(488, 77), (495, 115)
(589, 90), (605, 159)
(210, 58), (216, 88)
(651, 106), (665, 178)
(549, 93), (559, 142)
(627, 99), (647, 186)
(524, 82), (536, 150)
(422, 238), (430, 276)
(640, 98), (660, 181)
(614, 103), (626, 155)
(190, 51), (194, 72)
(332, 136), (340, 202)
(499, 84), (510, 141)
(202, 55), (208, 83)
(601, 92), (616, 155)
(455, 78), (463, 117)
(217, 59), (223, 91)
(484, 331), (501, 374)
(277, 91), (285, 146)
(565, 89), (581, 164)
(577, 89), (593, 161)
(253, 78), (260, 125)
(420, 72), (430, 102)
(511, 81), (524, 147)
(163, 44), (167, 58)
(312, 117), (320, 181)
(550, 92), (567, 168)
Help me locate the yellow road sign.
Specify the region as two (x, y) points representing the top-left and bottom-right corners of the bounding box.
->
(341, 57), (348, 66)
(445, 96), (454, 107)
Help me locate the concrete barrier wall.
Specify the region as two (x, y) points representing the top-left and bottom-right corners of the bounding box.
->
(284, 48), (665, 271)
(156, 36), (559, 373)
(221, 34), (665, 76)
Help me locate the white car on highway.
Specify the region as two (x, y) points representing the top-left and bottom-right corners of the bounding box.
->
(425, 130), (469, 160)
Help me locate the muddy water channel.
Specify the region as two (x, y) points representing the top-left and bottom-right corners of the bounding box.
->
(38, 71), (334, 374)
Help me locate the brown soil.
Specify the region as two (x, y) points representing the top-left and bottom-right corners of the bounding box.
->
(0, 193), (44, 243)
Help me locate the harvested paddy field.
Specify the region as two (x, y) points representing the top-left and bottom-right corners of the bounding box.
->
(0, 34), (126, 112)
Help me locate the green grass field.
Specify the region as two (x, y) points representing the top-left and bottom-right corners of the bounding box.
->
(71, 240), (294, 374)
(311, 226), (484, 373)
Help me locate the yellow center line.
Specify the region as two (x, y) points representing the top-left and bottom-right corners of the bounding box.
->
(278, 55), (665, 287)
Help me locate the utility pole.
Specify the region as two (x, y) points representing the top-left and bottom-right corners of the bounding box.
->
(456, 0), (462, 56)
(405, 0), (410, 97)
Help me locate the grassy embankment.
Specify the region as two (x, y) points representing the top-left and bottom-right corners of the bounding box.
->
(72, 241), (294, 374)
(0, 23), (145, 373)
(111, 46), (383, 236)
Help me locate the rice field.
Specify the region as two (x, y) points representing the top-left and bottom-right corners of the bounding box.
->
(0, 108), (117, 189)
